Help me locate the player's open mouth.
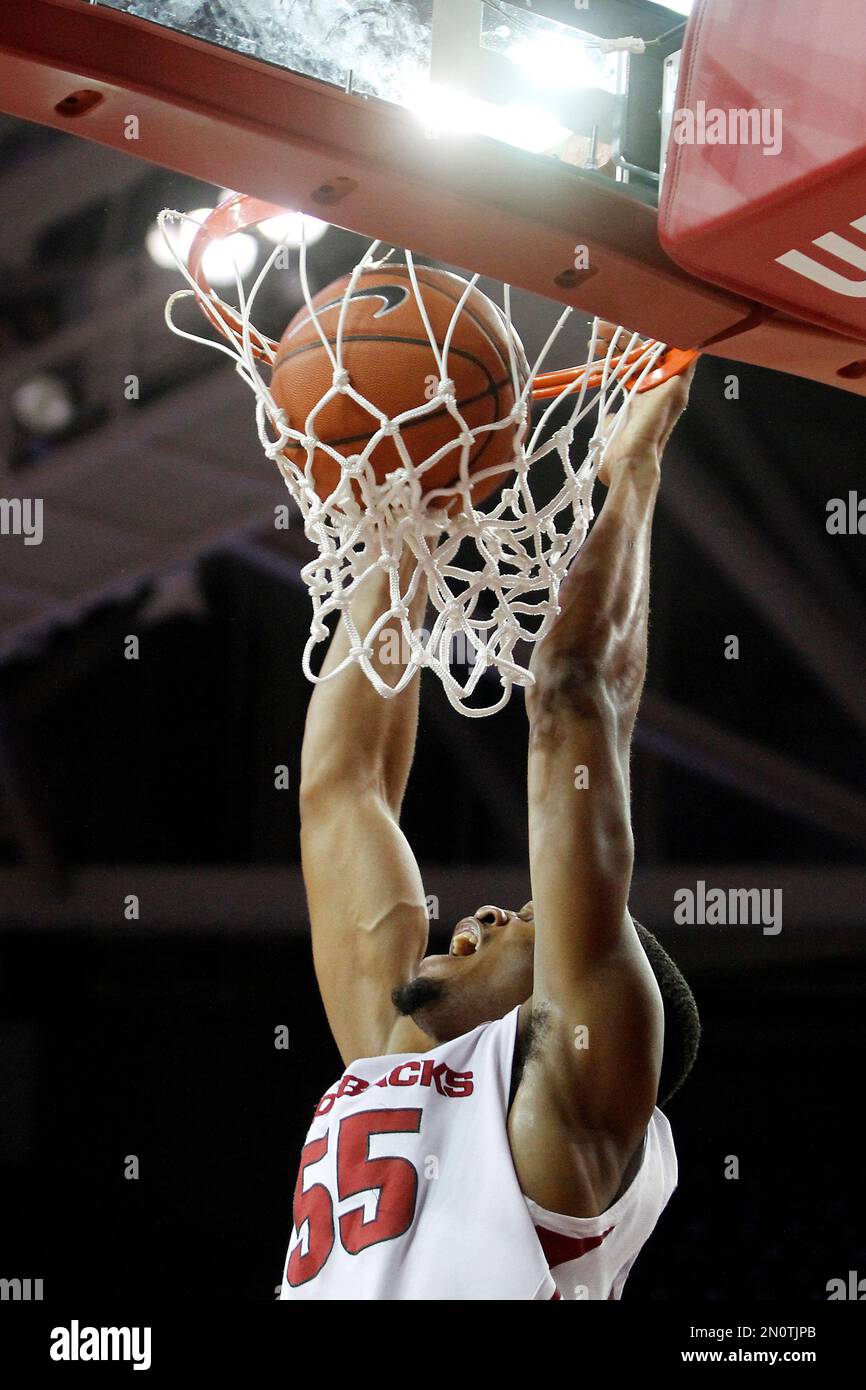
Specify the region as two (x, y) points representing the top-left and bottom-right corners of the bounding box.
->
(449, 922), (481, 957)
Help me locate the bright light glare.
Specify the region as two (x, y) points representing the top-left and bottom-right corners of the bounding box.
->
(410, 84), (569, 153)
(146, 206), (214, 269)
(147, 207), (258, 283)
(200, 231), (258, 285)
(13, 373), (76, 434)
(409, 84), (483, 137)
(258, 211), (329, 247)
(506, 36), (604, 91)
(497, 104), (572, 154)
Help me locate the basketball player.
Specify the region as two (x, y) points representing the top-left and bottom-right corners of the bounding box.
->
(280, 329), (701, 1300)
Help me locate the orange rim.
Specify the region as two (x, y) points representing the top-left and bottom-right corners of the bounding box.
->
(186, 196), (701, 389)
(532, 344), (699, 400)
(186, 193), (288, 361)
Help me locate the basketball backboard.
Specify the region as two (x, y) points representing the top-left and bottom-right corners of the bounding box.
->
(0, 1), (743, 343)
(1, 0), (865, 395)
(102, 0), (648, 174)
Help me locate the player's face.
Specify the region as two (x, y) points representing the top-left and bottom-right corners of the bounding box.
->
(397, 902), (536, 1042)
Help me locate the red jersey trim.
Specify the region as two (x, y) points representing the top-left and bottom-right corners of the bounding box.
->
(534, 1224), (615, 1270)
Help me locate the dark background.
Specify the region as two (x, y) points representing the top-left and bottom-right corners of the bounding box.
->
(1, 0), (865, 1303)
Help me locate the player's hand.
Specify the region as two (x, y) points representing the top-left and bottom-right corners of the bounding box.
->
(594, 321), (697, 486)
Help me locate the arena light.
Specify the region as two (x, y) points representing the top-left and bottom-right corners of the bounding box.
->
(497, 104), (571, 155)
(409, 84), (569, 154)
(12, 372), (77, 436)
(257, 211), (330, 247)
(147, 206), (214, 269)
(505, 36), (611, 92)
(148, 206), (258, 285)
(408, 83), (484, 138)
(200, 231), (258, 286)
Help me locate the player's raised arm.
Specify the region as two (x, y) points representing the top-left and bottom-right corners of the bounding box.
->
(299, 553), (431, 1065)
(517, 352), (695, 1167)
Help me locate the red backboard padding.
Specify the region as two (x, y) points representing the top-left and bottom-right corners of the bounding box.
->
(660, 0), (866, 342)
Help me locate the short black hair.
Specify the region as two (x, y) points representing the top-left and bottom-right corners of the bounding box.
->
(633, 920), (700, 1106)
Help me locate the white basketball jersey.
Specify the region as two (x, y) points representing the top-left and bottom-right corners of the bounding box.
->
(279, 1005), (677, 1300)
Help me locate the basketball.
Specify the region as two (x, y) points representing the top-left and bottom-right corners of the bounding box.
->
(269, 265), (526, 506)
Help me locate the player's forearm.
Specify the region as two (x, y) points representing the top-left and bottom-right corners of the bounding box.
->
(300, 555), (428, 813)
(531, 457), (659, 715)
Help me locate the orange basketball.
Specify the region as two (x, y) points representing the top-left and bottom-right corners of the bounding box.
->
(270, 265), (525, 506)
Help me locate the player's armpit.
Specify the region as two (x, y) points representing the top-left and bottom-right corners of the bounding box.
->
(508, 932), (663, 1216)
(301, 782), (431, 1065)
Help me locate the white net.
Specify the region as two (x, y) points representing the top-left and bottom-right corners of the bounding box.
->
(159, 208), (667, 716)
